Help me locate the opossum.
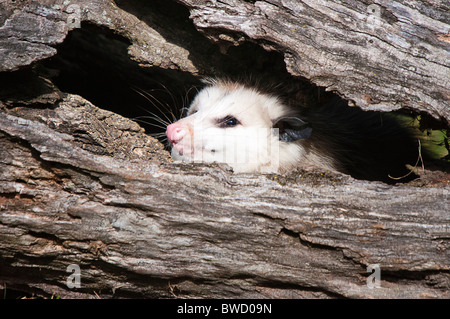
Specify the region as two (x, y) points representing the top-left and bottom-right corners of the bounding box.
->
(166, 79), (421, 183)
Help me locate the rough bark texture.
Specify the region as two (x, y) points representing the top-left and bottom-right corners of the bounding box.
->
(0, 0), (449, 299)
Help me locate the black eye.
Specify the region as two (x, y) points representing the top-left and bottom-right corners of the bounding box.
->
(218, 116), (240, 128)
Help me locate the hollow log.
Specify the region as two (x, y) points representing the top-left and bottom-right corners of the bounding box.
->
(0, 0), (449, 299)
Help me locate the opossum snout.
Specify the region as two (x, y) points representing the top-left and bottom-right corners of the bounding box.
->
(166, 123), (187, 144)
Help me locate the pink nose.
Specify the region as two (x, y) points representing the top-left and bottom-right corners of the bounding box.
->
(166, 123), (186, 144)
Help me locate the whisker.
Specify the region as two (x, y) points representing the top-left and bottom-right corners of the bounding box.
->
(133, 118), (168, 131)
(182, 85), (200, 117)
(131, 87), (175, 124)
(147, 90), (179, 122)
(134, 114), (171, 127)
(156, 82), (178, 120)
(148, 131), (168, 136)
(144, 86), (181, 122)
(152, 135), (169, 143)
(150, 133), (168, 138)
(133, 116), (169, 128)
(150, 136), (168, 142)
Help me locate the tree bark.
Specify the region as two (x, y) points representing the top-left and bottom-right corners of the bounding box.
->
(0, 0), (449, 299)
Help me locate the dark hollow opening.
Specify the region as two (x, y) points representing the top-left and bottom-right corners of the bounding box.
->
(34, 0), (448, 183)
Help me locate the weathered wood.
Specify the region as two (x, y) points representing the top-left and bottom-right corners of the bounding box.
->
(0, 0), (449, 299)
(0, 2), (67, 72)
(0, 103), (449, 298)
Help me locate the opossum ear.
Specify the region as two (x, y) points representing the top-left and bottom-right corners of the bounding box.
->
(273, 117), (312, 142)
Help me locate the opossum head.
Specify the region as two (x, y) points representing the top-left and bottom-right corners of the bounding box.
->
(166, 80), (312, 173)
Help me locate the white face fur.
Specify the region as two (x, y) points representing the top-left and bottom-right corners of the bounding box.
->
(166, 80), (310, 173)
